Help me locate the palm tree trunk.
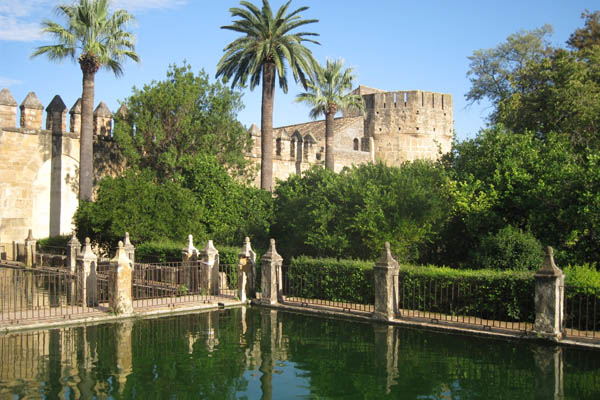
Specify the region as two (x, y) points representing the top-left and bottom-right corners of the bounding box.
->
(79, 67), (95, 201)
(261, 62), (276, 191)
(325, 111), (335, 171)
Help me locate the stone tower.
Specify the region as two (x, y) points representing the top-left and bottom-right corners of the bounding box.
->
(362, 89), (453, 165)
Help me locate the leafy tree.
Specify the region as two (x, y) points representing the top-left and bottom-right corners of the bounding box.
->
(296, 58), (364, 170)
(465, 25), (552, 125)
(568, 10), (600, 50)
(217, 0), (319, 191)
(32, 0), (139, 200)
(113, 63), (253, 181)
(272, 162), (452, 262)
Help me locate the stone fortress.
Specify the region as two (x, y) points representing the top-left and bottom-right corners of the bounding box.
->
(0, 85), (453, 255)
(247, 85), (453, 184)
(0, 88), (123, 257)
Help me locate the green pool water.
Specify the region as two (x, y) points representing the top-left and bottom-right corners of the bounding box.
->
(0, 307), (598, 399)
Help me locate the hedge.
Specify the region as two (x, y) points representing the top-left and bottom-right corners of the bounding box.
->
(285, 257), (374, 304)
(397, 265), (535, 322)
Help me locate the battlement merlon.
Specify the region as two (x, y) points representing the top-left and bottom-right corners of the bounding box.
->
(0, 88), (116, 137)
(363, 90), (453, 111)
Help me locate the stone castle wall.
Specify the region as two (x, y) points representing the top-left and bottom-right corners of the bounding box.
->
(0, 88), (122, 253)
(250, 86), (453, 185)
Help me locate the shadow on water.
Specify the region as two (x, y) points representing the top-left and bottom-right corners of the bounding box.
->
(0, 307), (599, 399)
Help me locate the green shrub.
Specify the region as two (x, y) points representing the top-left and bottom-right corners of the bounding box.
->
(286, 256), (374, 304)
(470, 225), (543, 270)
(397, 265), (535, 322)
(38, 235), (71, 249)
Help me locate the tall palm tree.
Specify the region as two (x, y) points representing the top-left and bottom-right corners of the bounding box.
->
(32, 0), (139, 201)
(296, 58), (364, 171)
(217, 0), (319, 191)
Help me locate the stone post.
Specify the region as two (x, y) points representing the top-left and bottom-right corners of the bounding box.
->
(77, 238), (98, 307)
(109, 241), (133, 315)
(534, 247), (565, 340)
(67, 232), (80, 273)
(180, 234), (198, 292)
(238, 237), (257, 302)
(373, 242), (399, 321)
(123, 232), (135, 263)
(24, 229), (36, 268)
(260, 239), (283, 305)
(201, 240), (220, 295)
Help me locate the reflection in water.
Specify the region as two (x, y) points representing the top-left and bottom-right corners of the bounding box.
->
(0, 307), (599, 399)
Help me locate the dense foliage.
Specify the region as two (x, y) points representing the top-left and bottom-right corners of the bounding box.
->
(272, 161), (451, 263)
(113, 63), (253, 180)
(286, 256), (374, 304)
(75, 159), (273, 251)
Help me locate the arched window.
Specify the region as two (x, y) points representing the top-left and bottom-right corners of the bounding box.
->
(353, 138), (359, 151)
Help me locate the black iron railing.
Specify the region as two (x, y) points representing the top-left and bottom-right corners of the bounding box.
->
(564, 285), (600, 339)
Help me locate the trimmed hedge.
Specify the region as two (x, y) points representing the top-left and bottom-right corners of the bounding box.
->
(397, 265), (535, 322)
(285, 256), (374, 304)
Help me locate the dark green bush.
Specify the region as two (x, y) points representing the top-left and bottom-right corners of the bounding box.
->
(285, 256), (374, 304)
(471, 225), (543, 270)
(38, 235), (71, 249)
(397, 265), (535, 322)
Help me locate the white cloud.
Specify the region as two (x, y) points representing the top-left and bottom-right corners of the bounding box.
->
(0, 0), (188, 41)
(0, 77), (22, 87)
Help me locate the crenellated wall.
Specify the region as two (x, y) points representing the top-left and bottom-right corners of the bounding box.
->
(0, 88), (122, 251)
(250, 85), (453, 186)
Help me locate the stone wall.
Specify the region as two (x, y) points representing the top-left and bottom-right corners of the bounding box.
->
(249, 85), (453, 186)
(0, 88), (123, 249)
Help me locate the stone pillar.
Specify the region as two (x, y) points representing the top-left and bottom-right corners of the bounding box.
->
(67, 232), (80, 273)
(77, 238), (98, 307)
(123, 232), (135, 263)
(533, 345), (564, 400)
(109, 241), (133, 315)
(24, 229), (36, 267)
(201, 240), (220, 295)
(373, 242), (399, 321)
(238, 237), (257, 302)
(260, 239), (283, 305)
(534, 247), (565, 340)
(0, 88), (17, 128)
(69, 98), (81, 134)
(47, 95), (67, 237)
(19, 92), (43, 129)
(180, 234), (199, 292)
(93, 102), (112, 136)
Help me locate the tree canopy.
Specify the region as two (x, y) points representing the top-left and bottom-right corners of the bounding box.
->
(113, 63), (254, 181)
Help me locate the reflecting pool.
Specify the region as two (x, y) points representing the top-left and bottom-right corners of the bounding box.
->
(0, 307), (599, 399)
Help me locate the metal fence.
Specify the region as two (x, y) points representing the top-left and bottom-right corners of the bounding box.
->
(131, 261), (214, 308)
(396, 277), (535, 332)
(564, 285), (600, 339)
(0, 267), (101, 323)
(281, 264), (374, 313)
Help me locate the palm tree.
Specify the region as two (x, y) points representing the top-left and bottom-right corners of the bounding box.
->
(296, 58), (364, 171)
(32, 0), (139, 201)
(217, 0), (319, 191)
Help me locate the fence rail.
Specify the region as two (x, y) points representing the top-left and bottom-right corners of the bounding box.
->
(564, 285), (600, 339)
(131, 261), (214, 308)
(0, 267), (102, 323)
(396, 276), (535, 332)
(281, 264), (374, 313)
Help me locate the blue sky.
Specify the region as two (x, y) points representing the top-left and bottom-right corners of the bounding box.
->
(0, 0), (597, 141)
